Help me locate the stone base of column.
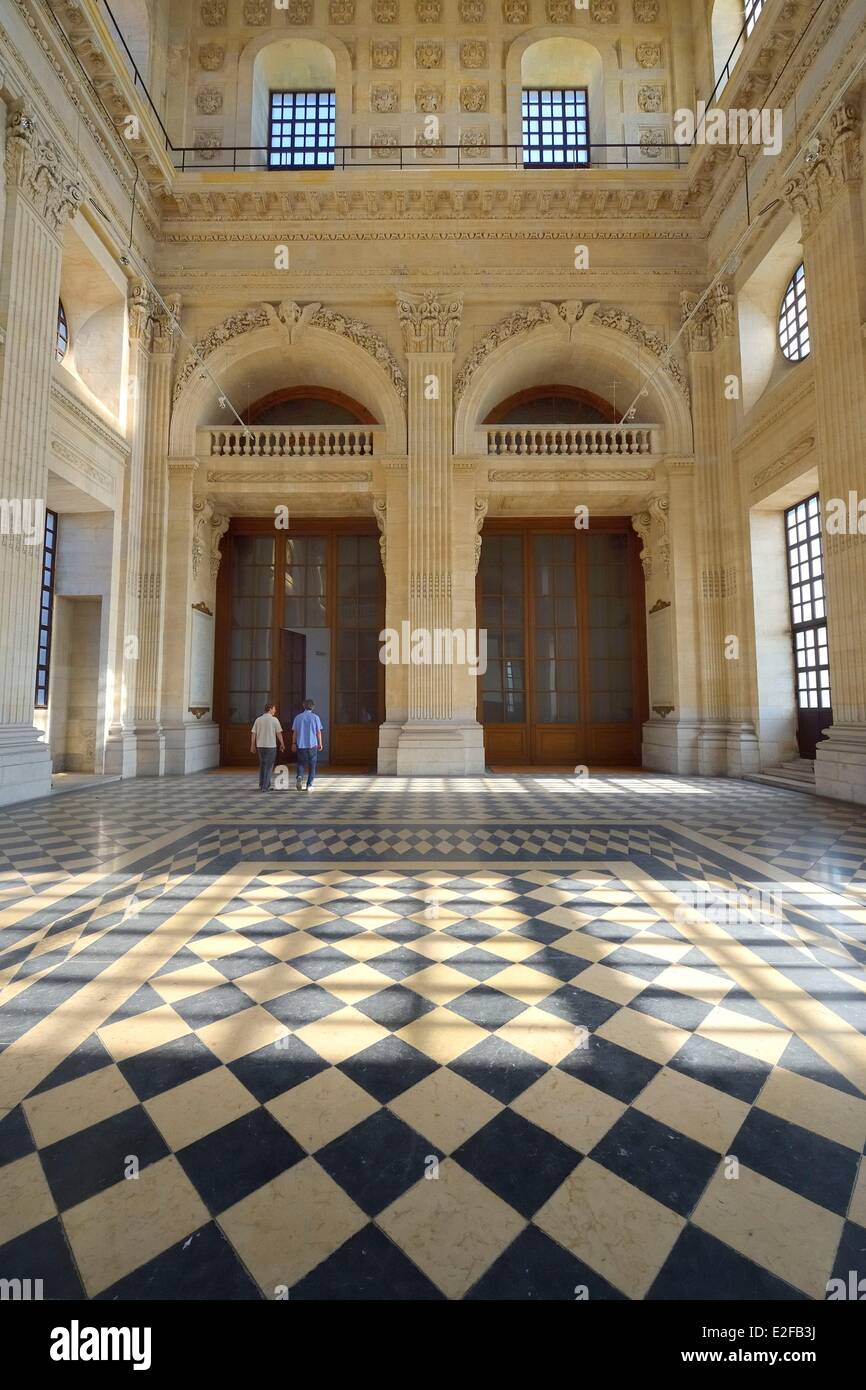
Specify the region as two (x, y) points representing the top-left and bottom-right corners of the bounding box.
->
(725, 724), (761, 776)
(393, 721), (486, 776)
(163, 722), (221, 775)
(697, 724), (728, 776)
(0, 725), (53, 806)
(642, 719), (700, 775)
(376, 721), (402, 775)
(815, 723), (866, 805)
(104, 726), (139, 778)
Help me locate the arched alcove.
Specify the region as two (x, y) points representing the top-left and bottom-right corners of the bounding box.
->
(455, 320), (691, 456)
(169, 319), (406, 458)
(505, 31), (611, 161)
(236, 31), (352, 155)
(737, 214), (808, 413)
(485, 384), (616, 425)
(245, 387), (378, 427)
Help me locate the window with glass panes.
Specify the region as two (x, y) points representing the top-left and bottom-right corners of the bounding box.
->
(335, 536), (382, 725)
(228, 535), (274, 724)
(785, 494), (831, 713)
(480, 534), (526, 723)
(284, 537), (327, 629)
(522, 89), (589, 167)
(778, 263), (810, 362)
(587, 532), (634, 724)
(269, 90), (335, 168)
(745, 0), (765, 36)
(35, 509), (58, 709)
(56, 302), (68, 362)
(533, 535), (579, 723)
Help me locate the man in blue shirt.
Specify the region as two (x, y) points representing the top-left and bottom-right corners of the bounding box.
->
(291, 698), (324, 790)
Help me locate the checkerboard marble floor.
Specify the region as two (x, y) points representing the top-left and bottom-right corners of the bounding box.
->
(1, 774), (866, 1299)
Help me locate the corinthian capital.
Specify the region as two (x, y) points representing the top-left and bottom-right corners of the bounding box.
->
(783, 101), (863, 236)
(680, 282), (733, 353)
(4, 105), (84, 235)
(396, 289), (463, 353)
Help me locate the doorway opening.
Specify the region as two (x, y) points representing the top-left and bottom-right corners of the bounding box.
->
(784, 493), (832, 758)
(478, 518), (648, 767)
(215, 519), (384, 768)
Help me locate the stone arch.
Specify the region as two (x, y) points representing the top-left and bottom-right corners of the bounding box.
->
(453, 306), (692, 456)
(504, 29), (618, 159)
(235, 29), (352, 153)
(169, 307), (406, 457)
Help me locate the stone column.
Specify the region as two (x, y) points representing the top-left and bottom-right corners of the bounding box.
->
(784, 99), (866, 804)
(392, 290), (484, 774)
(0, 105), (82, 805)
(681, 283), (760, 776)
(106, 285), (179, 776)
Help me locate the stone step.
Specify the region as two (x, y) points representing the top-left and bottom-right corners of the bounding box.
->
(744, 770), (818, 795)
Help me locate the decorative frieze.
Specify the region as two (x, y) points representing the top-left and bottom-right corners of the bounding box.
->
(591, 0), (618, 19)
(373, 0), (400, 18)
(329, 0), (356, 21)
(242, 0), (270, 22)
(416, 0), (442, 19)
(195, 87), (223, 115)
(459, 39), (488, 68)
(371, 128), (399, 157)
(173, 304), (407, 405)
(633, 0), (659, 19)
(371, 84), (400, 113)
(637, 85), (664, 113)
(489, 468), (656, 481)
(459, 0), (486, 18)
(372, 40), (400, 68)
(460, 128), (489, 158)
(639, 129), (665, 159)
(200, 0), (226, 25)
(397, 289), (463, 353)
(547, 0), (573, 19)
(206, 470), (373, 484)
(416, 40), (444, 68)
(285, 0), (314, 18)
(455, 300), (690, 403)
(460, 83), (488, 113)
(194, 131), (221, 161)
(502, 0), (529, 20)
(198, 43), (225, 70)
(635, 41), (662, 67)
(416, 85), (444, 113)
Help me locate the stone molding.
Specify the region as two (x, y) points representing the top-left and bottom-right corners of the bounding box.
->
(396, 289), (463, 352)
(205, 470), (373, 484)
(4, 104), (83, 234)
(173, 303), (407, 405)
(373, 495), (387, 567)
(473, 496), (488, 573)
(751, 433), (816, 491)
(454, 300), (690, 403)
(129, 282), (182, 354)
(488, 468), (656, 481)
(50, 437), (115, 495)
(192, 497), (230, 580)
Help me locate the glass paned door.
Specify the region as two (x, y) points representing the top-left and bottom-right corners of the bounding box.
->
(785, 494), (832, 758)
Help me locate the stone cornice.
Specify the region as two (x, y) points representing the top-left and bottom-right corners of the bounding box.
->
(488, 467), (656, 482)
(732, 370), (815, 456)
(750, 432), (816, 491)
(50, 379), (130, 457)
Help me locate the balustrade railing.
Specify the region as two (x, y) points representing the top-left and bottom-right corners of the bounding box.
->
(203, 426), (380, 458)
(485, 425), (659, 457)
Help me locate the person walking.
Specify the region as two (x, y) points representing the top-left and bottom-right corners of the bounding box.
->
(291, 698), (324, 791)
(250, 701), (284, 792)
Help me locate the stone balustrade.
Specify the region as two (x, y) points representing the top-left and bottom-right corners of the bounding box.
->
(485, 425), (660, 456)
(201, 426), (381, 458)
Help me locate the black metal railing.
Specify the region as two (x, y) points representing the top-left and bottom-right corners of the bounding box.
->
(171, 141), (691, 172)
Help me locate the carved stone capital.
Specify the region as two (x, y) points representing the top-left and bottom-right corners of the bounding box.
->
(397, 289), (463, 353)
(783, 101), (863, 236)
(152, 293), (182, 355)
(680, 282), (734, 353)
(192, 496), (229, 581)
(4, 105), (84, 235)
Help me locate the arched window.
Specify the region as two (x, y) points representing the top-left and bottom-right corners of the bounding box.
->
(55, 301), (69, 361)
(516, 38), (604, 167)
(778, 264), (810, 362)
